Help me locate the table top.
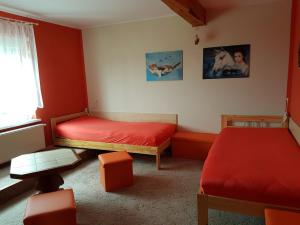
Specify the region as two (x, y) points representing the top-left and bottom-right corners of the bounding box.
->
(10, 148), (81, 179)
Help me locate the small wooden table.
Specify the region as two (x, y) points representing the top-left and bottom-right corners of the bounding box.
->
(10, 148), (81, 193)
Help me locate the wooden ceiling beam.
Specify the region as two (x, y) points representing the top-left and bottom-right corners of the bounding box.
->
(162, 0), (206, 27)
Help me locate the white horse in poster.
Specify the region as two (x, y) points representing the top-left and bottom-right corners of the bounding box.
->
(212, 50), (235, 73)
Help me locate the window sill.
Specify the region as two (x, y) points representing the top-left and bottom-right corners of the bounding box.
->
(0, 119), (42, 132)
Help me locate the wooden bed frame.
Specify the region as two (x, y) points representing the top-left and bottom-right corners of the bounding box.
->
(50, 111), (178, 170)
(221, 114), (288, 129)
(197, 115), (300, 225)
(197, 194), (300, 225)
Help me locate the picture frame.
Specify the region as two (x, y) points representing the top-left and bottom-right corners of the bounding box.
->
(203, 44), (250, 79)
(146, 50), (183, 81)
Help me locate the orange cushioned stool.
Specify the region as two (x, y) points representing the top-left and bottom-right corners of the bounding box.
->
(99, 151), (133, 192)
(265, 208), (300, 225)
(23, 189), (76, 225)
(172, 132), (217, 160)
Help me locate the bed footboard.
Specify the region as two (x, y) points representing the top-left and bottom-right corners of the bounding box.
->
(197, 192), (300, 225)
(54, 137), (170, 169)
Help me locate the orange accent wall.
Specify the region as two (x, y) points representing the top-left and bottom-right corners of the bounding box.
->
(288, 0), (300, 126)
(0, 11), (88, 146)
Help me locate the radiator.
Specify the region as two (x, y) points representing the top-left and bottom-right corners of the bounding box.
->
(0, 124), (46, 164)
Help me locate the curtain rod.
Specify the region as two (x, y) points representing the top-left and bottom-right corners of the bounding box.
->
(0, 16), (39, 26)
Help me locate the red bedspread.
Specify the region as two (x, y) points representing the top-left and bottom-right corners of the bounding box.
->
(55, 116), (176, 147)
(201, 128), (300, 208)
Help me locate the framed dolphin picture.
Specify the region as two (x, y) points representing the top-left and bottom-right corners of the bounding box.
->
(203, 44), (250, 79)
(146, 50), (183, 81)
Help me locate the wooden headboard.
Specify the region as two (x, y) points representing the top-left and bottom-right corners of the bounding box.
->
(289, 118), (300, 145)
(221, 115), (288, 129)
(51, 111), (178, 142)
(221, 114), (300, 145)
(90, 111), (178, 124)
(50, 112), (88, 142)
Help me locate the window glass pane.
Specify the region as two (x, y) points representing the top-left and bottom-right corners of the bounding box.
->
(0, 21), (43, 128)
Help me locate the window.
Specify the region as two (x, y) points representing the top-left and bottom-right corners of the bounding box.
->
(0, 20), (43, 129)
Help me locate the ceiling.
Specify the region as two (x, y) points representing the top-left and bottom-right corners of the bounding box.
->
(0, 0), (283, 29)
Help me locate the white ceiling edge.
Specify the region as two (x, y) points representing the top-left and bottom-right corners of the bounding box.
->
(55, 0), (285, 30)
(0, 4), (175, 30)
(0, 5), (80, 29)
(0, 0), (288, 30)
(82, 14), (175, 30)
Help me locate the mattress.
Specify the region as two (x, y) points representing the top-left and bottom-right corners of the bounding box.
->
(55, 116), (176, 147)
(200, 127), (300, 208)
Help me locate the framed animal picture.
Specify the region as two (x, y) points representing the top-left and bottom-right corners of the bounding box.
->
(146, 50), (183, 81)
(203, 44), (250, 79)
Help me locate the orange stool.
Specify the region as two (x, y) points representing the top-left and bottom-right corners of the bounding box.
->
(172, 132), (217, 160)
(23, 189), (76, 225)
(98, 151), (133, 192)
(265, 208), (300, 225)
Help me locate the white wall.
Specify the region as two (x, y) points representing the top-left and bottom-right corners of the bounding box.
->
(82, 1), (291, 133)
(0, 124), (46, 163)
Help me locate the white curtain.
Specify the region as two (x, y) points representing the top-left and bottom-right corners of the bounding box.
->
(0, 20), (43, 127)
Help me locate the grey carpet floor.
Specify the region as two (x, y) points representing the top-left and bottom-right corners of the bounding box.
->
(0, 154), (264, 225)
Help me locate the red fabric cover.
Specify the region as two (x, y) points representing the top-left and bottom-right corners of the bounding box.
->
(265, 208), (300, 225)
(200, 128), (300, 208)
(55, 116), (176, 146)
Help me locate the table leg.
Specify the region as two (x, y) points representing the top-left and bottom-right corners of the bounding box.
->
(36, 174), (64, 193)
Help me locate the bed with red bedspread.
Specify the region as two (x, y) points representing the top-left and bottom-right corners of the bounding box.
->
(55, 116), (176, 147)
(51, 114), (177, 169)
(198, 127), (300, 225)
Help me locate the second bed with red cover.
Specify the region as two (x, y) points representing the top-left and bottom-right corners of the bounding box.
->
(201, 127), (300, 208)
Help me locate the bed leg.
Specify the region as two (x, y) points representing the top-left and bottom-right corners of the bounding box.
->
(198, 193), (208, 225)
(156, 153), (160, 170)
